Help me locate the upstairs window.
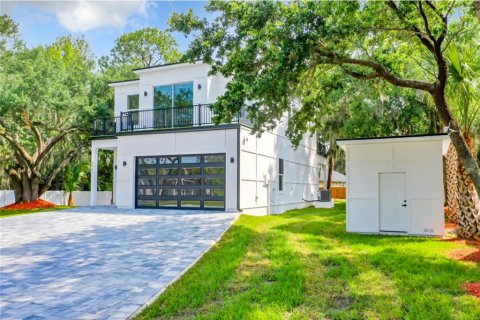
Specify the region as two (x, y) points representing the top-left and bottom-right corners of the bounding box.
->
(127, 94), (139, 125)
(154, 82), (193, 109)
(279, 158), (284, 191)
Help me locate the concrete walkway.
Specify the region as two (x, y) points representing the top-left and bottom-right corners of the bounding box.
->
(0, 207), (237, 320)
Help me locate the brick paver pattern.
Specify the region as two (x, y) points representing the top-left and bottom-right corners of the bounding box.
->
(0, 207), (237, 320)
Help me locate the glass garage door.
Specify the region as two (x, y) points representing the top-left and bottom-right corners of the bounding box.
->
(135, 154), (225, 210)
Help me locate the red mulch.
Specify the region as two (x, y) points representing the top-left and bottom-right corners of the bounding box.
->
(1, 199), (56, 210)
(449, 248), (480, 263)
(463, 283), (480, 298)
(445, 222), (457, 230)
(441, 221), (480, 246)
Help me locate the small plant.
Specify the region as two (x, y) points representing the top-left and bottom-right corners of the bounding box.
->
(63, 164), (86, 206)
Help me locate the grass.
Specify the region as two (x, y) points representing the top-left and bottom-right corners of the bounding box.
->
(135, 201), (480, 320)
(0, 206), (70, 218)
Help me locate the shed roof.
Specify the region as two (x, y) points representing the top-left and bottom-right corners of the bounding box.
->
(337, 133), (450, 154)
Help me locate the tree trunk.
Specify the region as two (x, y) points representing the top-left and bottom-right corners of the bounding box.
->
(456, 133), (480, 240)
(431, 91), (480, 196)
(68, 191), (74, 206)
(326, 152), (334, 190)
(444, 143), (459, 223)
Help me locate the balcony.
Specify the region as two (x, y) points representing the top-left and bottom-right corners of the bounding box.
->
(92, 104), (247, 137)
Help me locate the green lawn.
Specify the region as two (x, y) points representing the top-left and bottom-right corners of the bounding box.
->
(136, 201), (479, 320)
(0, 206), (69, 218)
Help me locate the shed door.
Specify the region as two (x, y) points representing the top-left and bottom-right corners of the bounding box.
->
(379, 173), (407, 232)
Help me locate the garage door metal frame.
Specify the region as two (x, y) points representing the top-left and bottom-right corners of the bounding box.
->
(135, 153), (226, 210)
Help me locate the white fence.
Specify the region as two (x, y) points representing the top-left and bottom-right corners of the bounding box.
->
(0, 190), (112, 207)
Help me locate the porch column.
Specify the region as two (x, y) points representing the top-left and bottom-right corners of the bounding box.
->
(112, 149), (117, 205)
(90, 147), (99, 206)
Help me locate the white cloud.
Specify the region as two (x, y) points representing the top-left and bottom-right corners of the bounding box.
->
(2, 1), (150, 32)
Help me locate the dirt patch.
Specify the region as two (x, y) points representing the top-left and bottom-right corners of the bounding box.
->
(449, 248), (480, 263)
(1, 199), (56, 210)
(463, 282), (480, 298)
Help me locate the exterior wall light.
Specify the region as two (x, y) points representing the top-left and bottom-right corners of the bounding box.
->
(197, 84), (202, 90)
(123, 161), (127, 167)
(144, 91), (148, 97)
(230, 157), (235, 164)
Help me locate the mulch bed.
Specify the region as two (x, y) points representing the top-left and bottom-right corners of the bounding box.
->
(448, 248), (480, 263)
(441, 221), (480, 246)
(463, 283), (480, 298)
(1, 199), (56, 210)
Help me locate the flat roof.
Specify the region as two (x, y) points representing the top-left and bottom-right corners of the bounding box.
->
(108, 79), (140, 84)
(337, 133), (448, 142)
(337, 133), (450, 150)
(132, 61), (204, 74)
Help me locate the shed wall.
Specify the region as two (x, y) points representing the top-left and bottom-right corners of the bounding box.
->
(346, 140), (445, 236)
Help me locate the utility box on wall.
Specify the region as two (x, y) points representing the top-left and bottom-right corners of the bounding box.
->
(337, 134), (450, 236)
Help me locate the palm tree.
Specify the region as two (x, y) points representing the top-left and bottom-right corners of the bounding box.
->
(445, 44), (480, 240)
(63, 164), (86, 207)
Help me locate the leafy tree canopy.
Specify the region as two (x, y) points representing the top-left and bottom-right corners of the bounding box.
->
(0, 33), (96, 201)
(170, 0), (480, 194)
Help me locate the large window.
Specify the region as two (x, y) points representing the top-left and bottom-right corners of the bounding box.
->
(153, 82), (193, 127)
(279, 158), (284, 191)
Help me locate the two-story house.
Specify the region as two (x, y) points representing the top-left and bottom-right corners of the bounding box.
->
(90, 62), (324, 215)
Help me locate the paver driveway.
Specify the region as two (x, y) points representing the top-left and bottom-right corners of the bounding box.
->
(0, 207), (237, 320)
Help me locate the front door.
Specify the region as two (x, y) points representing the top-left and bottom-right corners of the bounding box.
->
(379, 173), (407, 232)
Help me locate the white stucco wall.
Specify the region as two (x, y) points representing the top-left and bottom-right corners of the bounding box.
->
(339, 135), (449, 236)
(110, 63), (229, 116)
(95, 62), (322, 214)
(239, 119), (322, 215)
(92, 128), (239, 211)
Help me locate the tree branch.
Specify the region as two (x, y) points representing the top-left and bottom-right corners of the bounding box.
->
(386, 0), (436, 52)
(38, 143), (86, 196)
(337, 58), (435, 92)
(0, 129), (34, 168)
(425, 0), (447, 20)
(34, 127), (80, 166)
(418, 2), (433, 40)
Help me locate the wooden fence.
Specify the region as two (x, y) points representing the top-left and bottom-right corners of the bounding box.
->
(330, 187), (346, 199)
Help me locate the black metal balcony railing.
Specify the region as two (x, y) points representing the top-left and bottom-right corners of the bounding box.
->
(92, 104), (245, 136)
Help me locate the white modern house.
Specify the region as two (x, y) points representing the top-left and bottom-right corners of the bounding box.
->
(337, 134), (450, 236)
(90, 62), (324, 215)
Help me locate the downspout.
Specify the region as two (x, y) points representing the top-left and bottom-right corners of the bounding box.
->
(236, 125), (241, 212)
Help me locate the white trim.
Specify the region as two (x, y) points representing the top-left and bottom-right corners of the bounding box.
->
(133, 61), (205, 75)
(337, 134), (450, 150)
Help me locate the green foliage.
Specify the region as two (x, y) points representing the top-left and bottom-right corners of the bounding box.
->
(63, 164), (87, 193)
(445, 41), (480, 134)
(136, 202), (480, 320)
(110, 27), (181, 68)
(169, 0), (474, 141)
(0, 14), (18, 49)
(0, 33), (96, 197)
(94, 27), (183, 116)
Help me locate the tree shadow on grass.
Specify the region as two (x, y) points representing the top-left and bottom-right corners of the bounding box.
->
(273, 216), (480, 319)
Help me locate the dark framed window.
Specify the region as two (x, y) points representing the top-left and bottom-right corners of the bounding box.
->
(279, 158), (284, 191)
(153, 82), (194, 127)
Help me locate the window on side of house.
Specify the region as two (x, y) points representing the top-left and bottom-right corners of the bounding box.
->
(279, 158), (284, 191)
(127, 94), (140, 125)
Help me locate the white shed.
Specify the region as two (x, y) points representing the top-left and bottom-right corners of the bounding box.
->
(337, 134), (450, 236)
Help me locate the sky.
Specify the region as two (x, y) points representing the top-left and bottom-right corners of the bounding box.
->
(0, 0), (210, 59)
